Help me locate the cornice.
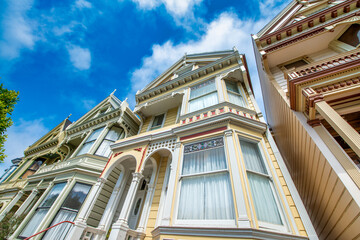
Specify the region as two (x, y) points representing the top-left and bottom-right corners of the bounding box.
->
(263, 9), (360, 53)
(24, 138), (59, 157)
(136, 53), (240, 103)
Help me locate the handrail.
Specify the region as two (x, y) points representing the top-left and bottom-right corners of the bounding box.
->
(24, 221), (74, 240)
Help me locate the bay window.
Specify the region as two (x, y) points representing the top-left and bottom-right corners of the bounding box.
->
(76, 127), (105, 156)
(188, 79), (218, 113)
(177, 138), (235, 221)
(239, 139), (283, 226)
(43, 183), (91, 240)
(225, 81), (246, 107)
(95, 126), (125, 157)
(19, 182), (66, 239)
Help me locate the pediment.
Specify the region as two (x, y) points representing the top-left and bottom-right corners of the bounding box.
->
(139, 50), (236, 94)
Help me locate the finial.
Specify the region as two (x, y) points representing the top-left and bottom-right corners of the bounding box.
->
(66, 113), (72, 120)
(233, 46), (238, 52)
(110, 89), (117, 96)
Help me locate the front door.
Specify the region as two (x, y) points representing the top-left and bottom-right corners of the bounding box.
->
(128, 179), (147, 230)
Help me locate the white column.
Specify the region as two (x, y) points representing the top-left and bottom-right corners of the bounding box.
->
(161, 142), (181, 226)
(215, 75), (225, 102)
(98, 172), (125, 231)
(14, 189), (38, 217)
(224, 130), (251, 227)
(0, 190), (24, 221)
(109, 172), (143, 240)
(67, 177), (107, 240)
(136, 184), (155, 232)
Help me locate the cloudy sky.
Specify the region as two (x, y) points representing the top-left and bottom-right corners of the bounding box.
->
(0, 0), (289, 174)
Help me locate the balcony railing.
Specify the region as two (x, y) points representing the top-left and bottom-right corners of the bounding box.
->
(287, 49), (360, 81)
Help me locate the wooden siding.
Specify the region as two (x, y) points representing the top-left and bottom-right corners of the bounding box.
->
(144, 157), (168, 240)
(87, 166), (122, 227)
(263, 74), (360, 239)
(140, 117), (152, 134)
(163, 107), (178, 128)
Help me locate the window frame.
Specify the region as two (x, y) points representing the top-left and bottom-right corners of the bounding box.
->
(174, 137), (236, 227)
(329, 24), (360, 52)
(225, 80), (248, 108)
(94, 126), (125, 157)
(237, 136), (288, 232)
(75, 126), (106, 157)
(278, 56), (311, 72)
(187, 79), (219, 113)
(148, 112), (167, 131)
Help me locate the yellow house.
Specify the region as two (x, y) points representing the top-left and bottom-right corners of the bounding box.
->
(252, 0), (360, 239)
(68, 50), (316, 240)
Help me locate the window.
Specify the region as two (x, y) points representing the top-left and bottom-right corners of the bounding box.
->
(19, 182), (66, 239)
(188, 79), (218, 113)
(225, 81), (246, 107)
(239, 140), (283, 226)
(338, 24), (360, 47)
(95, 126), (125, 157)
(150, 114), (165, 130)
(283, 59), (307, 70)
(177, 138), (235, 221)
(76, 127), (105, 156)
(43, 183), (91, 240)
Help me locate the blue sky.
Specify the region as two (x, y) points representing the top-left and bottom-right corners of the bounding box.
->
(0, 0), (289, 174)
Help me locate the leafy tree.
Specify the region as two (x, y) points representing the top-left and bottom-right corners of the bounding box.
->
(0, 212), (25, 239)
(0, 83), (19, 163)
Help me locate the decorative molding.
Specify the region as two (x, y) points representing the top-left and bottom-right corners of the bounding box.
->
(314, 77), (360, 94)
(307, 119), (322, 127)
(146, 139), (177, 157)
(183, 137), (224, 153)
(180, 127), (227, 141)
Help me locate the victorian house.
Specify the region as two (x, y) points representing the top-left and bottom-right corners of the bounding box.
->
(66, 50), (316, 240)
(0, 94), (140, 240)
(252, 0), (360, 239)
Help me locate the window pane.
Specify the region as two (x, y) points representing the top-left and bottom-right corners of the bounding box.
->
(40, 183), (66, 208)
(106, 127), (124, 141)
(182, 147), (226, 175)
(338, 24), (360, 47)
(42, 209), (77, 240)
(190, 80), (216, 99)
(87, 127), (104, 142)
(95, 139), (112, 157)
(240, 140), (267, 174)
(228, 92), (245, 107)
(76, 142), (93, 156)
(248, 173), (282, 225)
(178, 173), (234, 220)
(189, 92), (218, 112)
(225, 81), (239, 93)
(283, 59), (307, 70)
(151, 114), (165, 128)
(19, 208), (49, 238)
(62, 183), (91, 210)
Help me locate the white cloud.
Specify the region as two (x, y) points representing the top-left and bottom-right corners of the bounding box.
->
(67, 44), (91, 70)
(0, 0), (37, 60)
(81, 99), (96, 110)
(75, 0), (92, 9)
(128, 12), (268, 106)
(0, 119), (48, 174)
(132, 0), (202, 17)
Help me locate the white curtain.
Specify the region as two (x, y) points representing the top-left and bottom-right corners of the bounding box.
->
(95, 127), (124, 157)
(95, 139), (112, 157)
(189, 92), (218, 112)
(19, 209), (48, 238)
(248, 173), (282, 225)
(42, 209), (77, 240)
(178, 147), (234, 220)
(77, 127), (105, 156)
(76, 142), (92, 155)
(190, 80), (216, 99)
(240, 140), (267, 174)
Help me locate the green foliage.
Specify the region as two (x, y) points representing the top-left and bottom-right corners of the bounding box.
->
(0, 212), (25, 239)
(0, 83), (19, 163)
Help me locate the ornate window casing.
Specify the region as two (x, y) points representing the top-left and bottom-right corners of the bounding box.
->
(75, 127), (105, 156)
(18, 182), (66, 239)
(225, 81), (247, 108)
(278, 56), (311, 72)
(238, 137), (287, 232)
(95, 126), (125, 157)
(187, 79), (219, 113)
(175, 137), (236, 226)
(148, 113), (166, 131)
(330, 24), (360, 52)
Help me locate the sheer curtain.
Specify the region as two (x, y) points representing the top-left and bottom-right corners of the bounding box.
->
(42, 210), (76, 240)
(77, 127), (105, 156)
(188, 80), (218, 113)
(226, 81), (245, 107)
(95, 127), (124, 157)
(178, 146), (235, 220)
(240, 139), (283, 225)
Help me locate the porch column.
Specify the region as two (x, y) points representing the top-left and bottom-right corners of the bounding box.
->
(67, 177), (107, 240)
(0, 190), (24, 221)
(136, 184), (155, 232)
(161, 142), (181, 226)
(224, 129), (251, 227)
(315, 100), (360, 158)
(109, 172), (143, 240)
(98, 172), (125, 232)
(14, 189), (38, 217)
